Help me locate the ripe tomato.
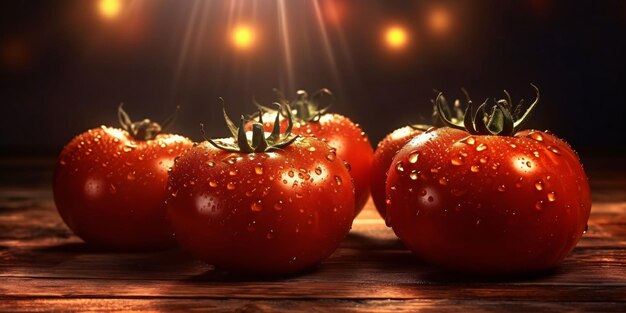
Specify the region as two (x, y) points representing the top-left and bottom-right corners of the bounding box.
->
(53, 105), (193, 250)
(167, 106), (354, 276)
(386, 86), (591, 274)
(370, 126), (424, 218)
(251, 89), (373, 216)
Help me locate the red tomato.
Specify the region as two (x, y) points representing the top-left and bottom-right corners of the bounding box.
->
(370, 126), (424, 218)
(53, 106), (193, 250)
(386, 87), (591, 274)
(251, 89), (373, 216)
(167, 108), (354, 276)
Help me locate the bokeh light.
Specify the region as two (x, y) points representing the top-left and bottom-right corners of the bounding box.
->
(385, 26), (409, 50)
(428, 7), (451, 34)
(231, 25), (256, 50)
(98, 0), (123, 20)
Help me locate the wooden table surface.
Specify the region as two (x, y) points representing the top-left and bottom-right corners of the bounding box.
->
(1, 158), (625, 312)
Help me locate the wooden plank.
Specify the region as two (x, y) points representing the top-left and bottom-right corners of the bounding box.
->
(1, 299), (625, 313)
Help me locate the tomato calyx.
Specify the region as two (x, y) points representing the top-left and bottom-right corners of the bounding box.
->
(436, 84), (540, 136)
(255, 88), (334, 123)
(117, 104), (178, 141)
(201, 101), (299, 153)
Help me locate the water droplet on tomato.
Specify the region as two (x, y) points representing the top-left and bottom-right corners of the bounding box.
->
(533, 151), (540, 158)
(535, 200), (544, 210)
(547, 145), (561, 155)
(334, 175), (342, 186)
(547, 191), (556, 202)
(266, 230), (274, 239)
(535, 180), (543, 191)
(255, 165), (263, 175)
(438, 177), (448, 185)
(395, 161), (405, 172)
(206, 161), (215, 167)
(274, 201), (283, 211)
(315, 167), (323, 175)
(160, 143), (166, 148)
(250, 200), (262, 211)
(295, 192), (304, 198)
(427, 196), (434, 202)
(497, 184), (506, 192)
(229, 170), (238, 176)
(479, 157), (488, 164)
(476, 143), (487, 152)
(227, 182), (236, 190)
(451, 156), (464, 166)
(326, 154), (335, 161)
(127, 171), (136, 181)
(288, 170), (295, 177)
(471, 165), (480, 172)
(408, 151), (419, 163)
(409, 170), (419, 180)
(528, 132), (543, 142)
(460, 136), (476, 145)
(209, 180), (218, 187)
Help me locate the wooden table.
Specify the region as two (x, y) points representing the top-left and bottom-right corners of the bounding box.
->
(1, 158), (625, 312)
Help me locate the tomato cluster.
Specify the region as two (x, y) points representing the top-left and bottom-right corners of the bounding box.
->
(53, 86), (591, 276)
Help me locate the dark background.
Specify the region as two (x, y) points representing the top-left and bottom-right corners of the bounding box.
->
(2, 0), (625, 159)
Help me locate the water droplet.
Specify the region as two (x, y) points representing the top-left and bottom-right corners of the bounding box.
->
(395, 161), (405, 172)
(59, 160), (67, 165)
(209, 180), (218, 187)
(425, 127), (437, 133)
(471, 165), (480, 172)
(427, 196), (434, 202)
(229, 170), (238, 176)
(583, 224), (588, 234)
(127, 171), (136, 180)
(122, 146), (133, 152)
(315, 167), (322, 175)
(535, 180), (543, 191)
(282, 179), (288, 184)
(334, 175), (342, 186)
(451, 157), (464, 166)
(526, 161), (532, 168)
(476, 143), (487, 152)
(160, 143), (166, 148)
(109, 184), (117, 194)
(533, 151), (540, 158)
(430, 168), (439, 173)
(227, 182), (236, 190)
(510, 144), (517, 149)
(113, 138), (120, 143)
(255, 165), (263, 175)
(326, 154), (335, 161)
(409, 170), (419, 180)
(547, 191), (556, 202)
(547, 145), (561, 155)
(479, 157), (488, 164)
(497, 184), (506, 192)
(247, 221), (256, 232)
(288, 170), (295, 177)
(274, 201), (283, 211)
(308, 146), (316, 152)
(438, 177), (448, 185)
(250, 200), (263, 211)
(295, 192), (304, 199)
(408, 151), (419, 163)
(529, 132), (543, 142)
(206, 161), (215, 167)
(535, 200), (544, 210)
(461, 136), (476, 145)
(420, 190), (427, 196)
(266, 230), (274, 240)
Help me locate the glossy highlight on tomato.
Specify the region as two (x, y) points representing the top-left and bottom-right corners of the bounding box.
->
(385, 87), (591, 275)
(54, 123), (193, 250)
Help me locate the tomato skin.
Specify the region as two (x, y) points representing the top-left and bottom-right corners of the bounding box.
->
(166, 137), (354, 276)
(53, 126), (193, 250)
(370, 126), (424, 218)
(386, 127), (591, 275)
(251, 113), (373, 216)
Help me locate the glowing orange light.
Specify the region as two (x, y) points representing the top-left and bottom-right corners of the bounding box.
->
(428, 8), (451, 34)
(98, 0), (122, 20)
(385, 26), (408, 50)
(232, 25), (255, 50)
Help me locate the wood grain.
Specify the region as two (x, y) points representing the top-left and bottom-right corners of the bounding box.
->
(1, 162), (626, 311)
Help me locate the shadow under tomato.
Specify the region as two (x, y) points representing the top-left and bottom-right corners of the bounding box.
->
(185, 264), (321, 283)
(343, 232), (405, 250)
